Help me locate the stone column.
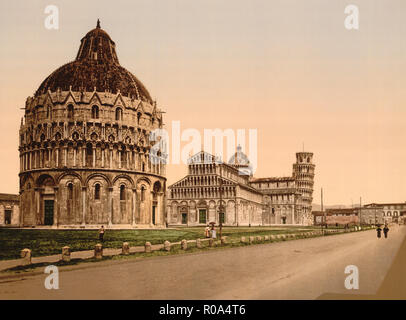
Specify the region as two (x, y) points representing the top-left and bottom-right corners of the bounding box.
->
(35, 188), (40, 225)
(92, 146), (96, 167)
(101, 148), (104, 167)
(132, 188), (137, 226)
(156, 192), (163, 226)
(118, 150), (122, 169)
(73, 148), (77, 166)
(56, 148), (59, 168)
(64, 147), (67, 167)
(109, 148), (113, 169)
(53, 187), (59, 227)
(30, 150), (34, 169)
(81, 186), (86, 226)
(48, 148), (51, 167)
(108, 187), (113, 226)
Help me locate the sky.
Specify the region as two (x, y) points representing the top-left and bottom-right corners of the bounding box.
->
(0, 0), (405, 206)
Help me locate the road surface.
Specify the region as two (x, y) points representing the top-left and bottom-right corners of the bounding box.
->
(0, 226), (405, 299)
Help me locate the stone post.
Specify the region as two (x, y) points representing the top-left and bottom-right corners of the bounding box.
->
(196, 239), (202, 249)
(122, 242), (130, 255)
(240, 236), (246, 243)
(20, 248), (31, 266)
(209, 238), (214, 247)
(249, 236), (255, 244)
(264, 235), (269, 241)
(221, 236), (227, 245)
(94, 244), (103, 259)
(62, 246), (71, 262)
(181, 239), (188, 250)
(145, 242), (152, 253)
(164, 240), (171, 251)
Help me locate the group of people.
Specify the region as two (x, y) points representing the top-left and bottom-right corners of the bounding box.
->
(205, 224), (217, 239)
(376, 224), (389, 238)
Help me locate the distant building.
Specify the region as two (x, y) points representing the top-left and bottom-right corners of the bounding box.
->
(312, 202), (406, 226)
(312, 208), (359, 226)
(167, 148), (315, 226)
(0, 194), (20, 227)
(363, 202), (406, 224)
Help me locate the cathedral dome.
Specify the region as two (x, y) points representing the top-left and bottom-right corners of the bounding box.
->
(35, 20), (153, 103)
(228, 145), (253, 176)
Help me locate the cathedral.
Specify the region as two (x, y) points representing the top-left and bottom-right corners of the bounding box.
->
(167, 147), (315, 226)
(18, 21), (166, 228)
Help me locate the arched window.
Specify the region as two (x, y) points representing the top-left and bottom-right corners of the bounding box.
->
(86, 143), (93, 167)
(67, 104), (74, 119)
(94, 183), (100, 200)
(141, 186), (145, 202)
(91, 105), (99, 119)
(120, 149), (126, 167)
(115, 107), (123, 121)
(67, 183), (73, 200)
(120, 185), (126, 200)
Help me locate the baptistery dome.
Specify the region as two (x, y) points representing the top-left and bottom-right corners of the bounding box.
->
(35, 20), (152, 103)
(18, 21), (166, 229)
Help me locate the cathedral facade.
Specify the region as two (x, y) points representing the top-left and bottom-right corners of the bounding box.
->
(167, 148), (315, 226)
(18, 21), (166, 228)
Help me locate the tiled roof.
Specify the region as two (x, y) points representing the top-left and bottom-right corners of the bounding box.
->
(35, 21), (153, 103)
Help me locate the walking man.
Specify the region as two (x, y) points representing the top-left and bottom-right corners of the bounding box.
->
(383, 224), (389, 238)
(376, 225), (382, 238)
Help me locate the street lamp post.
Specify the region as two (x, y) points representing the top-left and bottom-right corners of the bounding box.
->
(321, 188), (325, 235)
(359, 197), (362, 227)
(219, 163), (224, 240)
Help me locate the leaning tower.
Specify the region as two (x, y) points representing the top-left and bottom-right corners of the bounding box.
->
(293, 152), (315, 225)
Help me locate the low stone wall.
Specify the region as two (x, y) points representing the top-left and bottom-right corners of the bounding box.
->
(6, 227), (372, 270)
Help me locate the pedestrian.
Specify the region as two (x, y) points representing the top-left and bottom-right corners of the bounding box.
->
(98, 225), (105, 243)
(205, 225), (210, 238)
(376, 225), (382, 238)
(383, 224), (389, 238)
(211, 225), (217, 239)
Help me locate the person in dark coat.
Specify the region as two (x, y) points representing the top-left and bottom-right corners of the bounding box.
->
(383, 224), (389, 238)
(98, 225), (105, 242)
(376, 226), (382, 238)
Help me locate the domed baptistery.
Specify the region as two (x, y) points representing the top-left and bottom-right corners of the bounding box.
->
(18, 21), (166, 228)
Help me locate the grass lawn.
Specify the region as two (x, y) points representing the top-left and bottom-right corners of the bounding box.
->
(0, 225), (321, 260)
